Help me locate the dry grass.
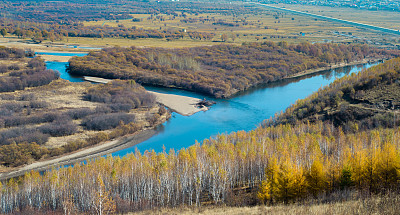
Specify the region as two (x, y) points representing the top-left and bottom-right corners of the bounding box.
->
(0, 79), (162, 148)
(278, 3), (400, 30)
(129, 194), (400, 215)
(1, 5), (396, 50)
(76, 5), (398, 48)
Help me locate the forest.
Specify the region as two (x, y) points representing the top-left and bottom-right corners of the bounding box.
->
(1, 56), (400, 214)
(68, 42), (400, 98)
(0, 49), (167, 167)
(0, 112), (399, 213)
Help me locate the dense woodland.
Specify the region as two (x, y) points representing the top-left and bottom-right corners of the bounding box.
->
(1, 54), (400, 214)
(69, 42), (400, 98)
(268, 57), (400, 132)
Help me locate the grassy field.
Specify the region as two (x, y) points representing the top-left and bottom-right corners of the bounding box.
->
(2, 4), (396, 49)
(277, 3), (400, 30)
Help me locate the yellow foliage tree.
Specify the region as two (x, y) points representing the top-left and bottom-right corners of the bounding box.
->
(307, 156), (327, 197)
(274, 158), (307, 203)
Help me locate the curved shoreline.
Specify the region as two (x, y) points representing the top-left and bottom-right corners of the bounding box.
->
(285, 58), (385, 80)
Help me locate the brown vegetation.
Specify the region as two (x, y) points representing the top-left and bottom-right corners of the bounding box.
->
(68, 42), (399, 98)
(0, 1), (250, 43)
(0, 48), (166, 167)
(268, 57), (400, 132)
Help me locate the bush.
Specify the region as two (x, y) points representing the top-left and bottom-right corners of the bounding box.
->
(27, 57), (46, 68)
(38, 119), (78, 136)
(0, 102), (25, 113)
(66, 108), (95, 119)
(0, 68), (59, 93)
(82, 113), (136, 131)
(4, 112), (62, 127)
(7, 64), (20, 70)
(29, 100), (49, 109)
(0, 127), (49, 145)
(84, 80), (156, 109)
(107, 103), (134, 112)
(19, 93), (36, 101)
(0, 64), (7, 73)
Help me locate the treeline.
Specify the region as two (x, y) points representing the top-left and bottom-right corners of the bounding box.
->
(268, 57), (400, 132)
(68, 42), (400, 98)
(0, 19), (189, 42)
(0, 79), (164, 167)
(1, 121), (400, 213)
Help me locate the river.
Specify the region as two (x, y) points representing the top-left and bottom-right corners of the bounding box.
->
(45, 53), (379, 156)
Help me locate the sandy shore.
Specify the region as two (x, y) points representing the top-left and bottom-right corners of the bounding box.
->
(84, 76), (208, 116)
(84, 76), (111, 83)
(149, 91), (208, 116)
(37, 54), (74, 62)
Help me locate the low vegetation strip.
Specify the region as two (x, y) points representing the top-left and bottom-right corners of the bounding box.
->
(68, 42), (399, 98)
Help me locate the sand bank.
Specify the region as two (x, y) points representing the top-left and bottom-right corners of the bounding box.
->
(149, 91), (208, 116)
(83, 76), (208, 116)
(37, 54), (73, 62)
(84, 76), (111, 83)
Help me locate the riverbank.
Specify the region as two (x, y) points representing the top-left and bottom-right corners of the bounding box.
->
(287, 58), (385, 79)
(0, 115), (169, 180)
(0, 37), (100, 52)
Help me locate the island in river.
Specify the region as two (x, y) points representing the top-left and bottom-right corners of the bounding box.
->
(68, 42), (400, 98)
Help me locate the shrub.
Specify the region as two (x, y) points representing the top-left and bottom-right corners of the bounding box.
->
(84, 80), (156, 109)
(82, 113), (136, 131)
(29, 100), (49, 109)
(0, 127), (49, 145)
(0, 102), (25, 113)
(0, 64), (7, 73)
(38, 120), (78, 136)
(19, 93), (36, 101)
(66, 108), (95, 119)
(4, 112), (62, 127)
(7, 64), (20, 70)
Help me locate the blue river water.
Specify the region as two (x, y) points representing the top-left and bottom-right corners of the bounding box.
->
(44, 53), (378, 155)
